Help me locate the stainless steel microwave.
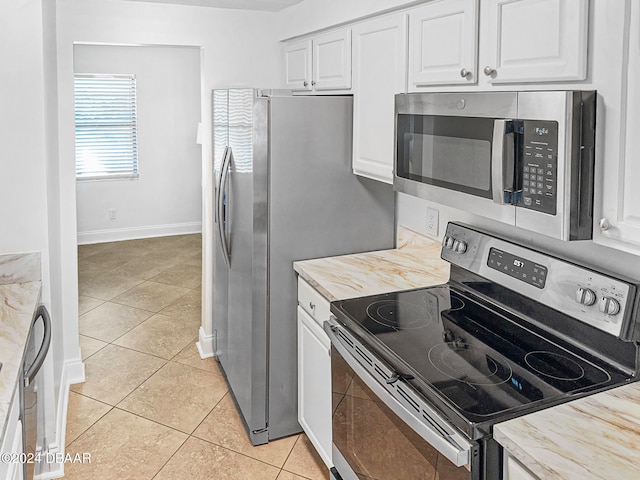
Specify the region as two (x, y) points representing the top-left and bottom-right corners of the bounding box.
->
(394, 91), (596, 241)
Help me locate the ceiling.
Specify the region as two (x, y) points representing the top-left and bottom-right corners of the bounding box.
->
(117, 0), (304, 11)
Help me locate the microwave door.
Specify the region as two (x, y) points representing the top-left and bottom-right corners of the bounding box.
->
(394, 113), (516, 226)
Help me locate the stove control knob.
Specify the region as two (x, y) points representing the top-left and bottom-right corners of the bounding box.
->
(575, 287), (596, 306)
(443, 236), (455, 250)
(453, 240), (467, 254)
(599, 296), (621, 316)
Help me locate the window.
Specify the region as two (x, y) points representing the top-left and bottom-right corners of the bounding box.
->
(74, 74), (139, 180)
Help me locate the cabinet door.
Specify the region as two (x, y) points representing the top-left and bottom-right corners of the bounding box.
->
(297, 306), (332, 468)
(503, 453), (540, 480)
(313, 28), (352, 90)
(352, 13), (407, 184)
(8, 421), (24, 480)
(1, 388), (24, 480)
(481, 0), (588, 83)
(284, 38), (313, 91)
(408, 0), (478, 87)
(596, 0), (640, 251)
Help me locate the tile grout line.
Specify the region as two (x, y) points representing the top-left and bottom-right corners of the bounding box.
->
(77, 235), (326, 479)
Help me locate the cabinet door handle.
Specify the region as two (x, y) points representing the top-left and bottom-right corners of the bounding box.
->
(309, 301), (316, 310)
(483, 66), (496, 77)
(303, 81), (309, 87)
(311, 80), (316, 86)
(599, 218), (611, 231)
(460, 68), (471, 79)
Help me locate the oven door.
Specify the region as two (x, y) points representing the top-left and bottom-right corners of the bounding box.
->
(325, 319), (480, 480)
(394, 92), (518, 226)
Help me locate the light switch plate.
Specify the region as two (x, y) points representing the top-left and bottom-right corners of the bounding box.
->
(426, 207), (439, 236)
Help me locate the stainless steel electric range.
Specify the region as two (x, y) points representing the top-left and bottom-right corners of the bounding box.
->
(326, 222), (640, 480)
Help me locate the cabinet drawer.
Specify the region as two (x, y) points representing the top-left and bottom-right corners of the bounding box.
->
(297, 277), (331, 326)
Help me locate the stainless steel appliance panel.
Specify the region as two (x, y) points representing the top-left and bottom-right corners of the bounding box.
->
(267, 96), (394, 438)
(441, 222), (638, 341)
(394, 91), (596, 241)
(394, 91), (518, 118)
(514, 91), (587, 240)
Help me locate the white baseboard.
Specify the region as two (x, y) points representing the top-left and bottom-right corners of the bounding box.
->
(196, 326), (214, 359)
(37, 359), (85, 480)
(77, 221), (202, 245)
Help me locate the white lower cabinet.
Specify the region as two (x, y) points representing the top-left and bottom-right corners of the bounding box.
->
(1, 389), (25, 480)
(297, 278), (332, 468)
(503, 453), (540, 480)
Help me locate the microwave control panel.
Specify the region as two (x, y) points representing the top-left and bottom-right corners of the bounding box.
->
(520, 120), (558, 215)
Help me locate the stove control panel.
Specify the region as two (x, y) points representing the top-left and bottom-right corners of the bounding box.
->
(442, 222), (636, 340)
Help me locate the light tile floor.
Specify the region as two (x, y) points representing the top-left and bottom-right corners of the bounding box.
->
(66, 234), (328, 480)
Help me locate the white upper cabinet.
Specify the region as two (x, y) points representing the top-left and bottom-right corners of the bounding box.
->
(352, 13), (408, 183)
(284, 38), (313, 91)
(408, 0), (479, 87)
(284, 28), (352, 92)
(595, 0), (640, 253)
(408, 0), (589, 89)
(481, 0), (588, 83)
(313, 29), (352, 90)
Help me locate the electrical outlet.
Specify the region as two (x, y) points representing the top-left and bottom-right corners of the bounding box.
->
(109, 208), (117, 220)
(426, 207), (439, 236)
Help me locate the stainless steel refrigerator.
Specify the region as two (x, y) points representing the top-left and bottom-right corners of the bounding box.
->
(212, 89), (394, 445)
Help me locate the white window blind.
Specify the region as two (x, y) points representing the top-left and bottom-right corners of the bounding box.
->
(74, 74), (139, 180)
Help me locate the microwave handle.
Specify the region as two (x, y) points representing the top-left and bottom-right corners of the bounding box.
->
(491, 119), (515, 205)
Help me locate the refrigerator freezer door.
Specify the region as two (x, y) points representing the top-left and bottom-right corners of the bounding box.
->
(224, 89), (269, 444)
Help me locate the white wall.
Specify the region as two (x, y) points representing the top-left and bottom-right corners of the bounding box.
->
(74, 44), (202, 244)
(276, 0), (423, 39)
(0, 1), (51, 261)
(55, 0), (281, 397)
(0, 0), (68, 464)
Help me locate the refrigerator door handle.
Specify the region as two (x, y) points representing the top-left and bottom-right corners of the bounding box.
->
(24, 305), (51, 388)
(218, 146), (232, 267)
(215, 146), (229, 225)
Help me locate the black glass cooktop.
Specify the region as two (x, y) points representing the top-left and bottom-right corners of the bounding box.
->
(331, 285), (631, 427)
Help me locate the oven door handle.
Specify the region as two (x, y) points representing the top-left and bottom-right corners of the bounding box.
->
(325, 318), (474, 468)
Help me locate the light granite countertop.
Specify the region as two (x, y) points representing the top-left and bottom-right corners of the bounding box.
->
(293, 226), (450, 301)
(494, 381), (640, 480)
(0, 253), (41, 440)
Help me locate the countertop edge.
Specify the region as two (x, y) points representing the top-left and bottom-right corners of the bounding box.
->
(494, 381), (640, 480)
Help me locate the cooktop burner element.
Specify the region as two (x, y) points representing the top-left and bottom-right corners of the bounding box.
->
(524, 351), (585, 382)
(366, 300), (432, 330)
(427, 343), (513, 387)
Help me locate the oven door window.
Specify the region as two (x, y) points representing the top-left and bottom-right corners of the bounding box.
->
(332, 346), (473, 480)
(396, 114), (495, 199)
